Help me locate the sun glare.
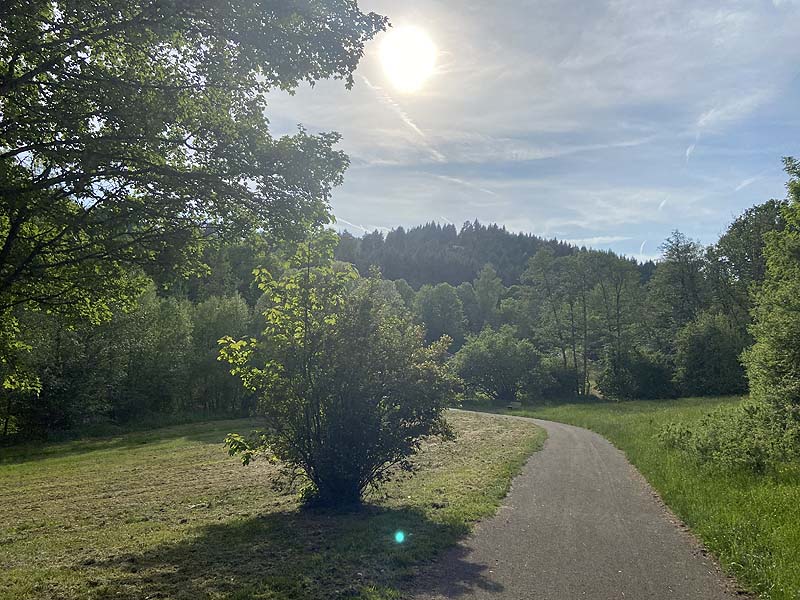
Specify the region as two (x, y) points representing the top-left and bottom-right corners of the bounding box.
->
(379, 26), (437, 93)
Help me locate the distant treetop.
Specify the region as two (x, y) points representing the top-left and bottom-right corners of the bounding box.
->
(334, 220), (574, 287)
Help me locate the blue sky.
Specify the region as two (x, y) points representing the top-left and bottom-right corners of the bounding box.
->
(268, 0), (800, 260)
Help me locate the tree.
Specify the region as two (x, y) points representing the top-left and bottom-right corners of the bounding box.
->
(647, 231), (709, 350)
(111, 290), (195, 419)
(561, 253), (595, 396)
(658, 160), (800, 471)
(592, 252), (641, 358)
(456, 282), (481, 332)
(0, 314), (39, 436)
(393, 278), (416, 309)
(220, 233), (457, 506)
(523, 249), (569, 368)
(454, 325), (538, 405)
(413, 283), (467, 347)
(473, 264), (504, 330)
(497, 284), (539, 340)
(743, 158), (800, 460)
(592, 252), (650, 399)
(189, 295), (253, 414)
(706, 199), (787, 329)
(674, 312), (748, 397)
(0, 0), (385, 329)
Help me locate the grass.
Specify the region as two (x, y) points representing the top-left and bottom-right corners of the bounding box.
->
(0, 411), (545, 600)
(508, 397), (800, 600)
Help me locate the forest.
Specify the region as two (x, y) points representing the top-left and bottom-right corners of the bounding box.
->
(2, 186), (793, 454)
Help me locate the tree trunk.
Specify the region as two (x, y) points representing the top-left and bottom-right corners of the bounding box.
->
(581, 287), (590, 396)
(2, 395), (12, 437)
(568, 300), (579, 396)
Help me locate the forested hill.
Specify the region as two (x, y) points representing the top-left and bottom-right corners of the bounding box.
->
(334, 221), (575, 287)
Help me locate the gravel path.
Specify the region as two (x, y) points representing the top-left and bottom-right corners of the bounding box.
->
(412, 413), (743, 600)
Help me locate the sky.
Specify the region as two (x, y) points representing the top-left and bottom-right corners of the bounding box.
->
(267, 0), (800, 261)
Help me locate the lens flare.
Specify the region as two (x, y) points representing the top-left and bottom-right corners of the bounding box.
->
(394, 530), (406, 543)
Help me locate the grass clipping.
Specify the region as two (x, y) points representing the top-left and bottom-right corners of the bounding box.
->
(0, 410), (544, 600)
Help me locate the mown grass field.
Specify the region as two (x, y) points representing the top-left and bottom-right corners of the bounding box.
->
(0, 411), (545, 600)
(510, 397), (800, 600)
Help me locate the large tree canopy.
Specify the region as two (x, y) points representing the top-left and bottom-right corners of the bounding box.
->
(0, 0), (386, 319)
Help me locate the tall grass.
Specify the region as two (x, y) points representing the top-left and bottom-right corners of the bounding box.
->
(511, 397), (800, 600)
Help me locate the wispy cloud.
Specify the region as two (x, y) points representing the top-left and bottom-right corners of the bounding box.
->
(265, 0), (800, 250)
(334, 217), (368, 233)
(734, 176), (760, 191)
(360, 76), (446, 163)
(564, 235), (632, 247)
(435, 174), (498, 196)
(696, 92), (772, 131)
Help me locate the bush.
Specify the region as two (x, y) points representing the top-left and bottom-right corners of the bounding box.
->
(221, 236), (458, 506)
(523, 357), (577, 403)
(598, 349), (676, 400)
(453, 325), (538, 405)
(658, 401), (780, 472)
(674, 312), (748, 397)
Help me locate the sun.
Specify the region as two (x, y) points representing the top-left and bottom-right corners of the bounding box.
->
(379, 25), (437, 93)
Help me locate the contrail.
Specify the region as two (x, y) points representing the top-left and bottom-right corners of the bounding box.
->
(361, 75), (446, 163)
(436, 174), (498, 197)
(335, 217), (367, 233)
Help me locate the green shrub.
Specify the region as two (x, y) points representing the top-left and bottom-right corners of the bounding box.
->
(525, 357), (577, 402)
(453, 325), (538, 405)
(658, 401), (779, 472)
(221, 236), (458, 506)
(598, 349), (676, 400)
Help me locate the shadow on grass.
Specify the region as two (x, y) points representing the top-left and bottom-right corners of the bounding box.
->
(459, 395), (612, 415)
(0, 418), (257, 466)
(87, 505), (502, 599)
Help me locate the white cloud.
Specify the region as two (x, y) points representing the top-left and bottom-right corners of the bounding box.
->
(696, 91), (773, 131)
(264, 0), (799, 248)
(435, 174), (498, 196)
(734, 176), (760, 192)
(565, 235), (632, 247)
(334, 217), (368, 233)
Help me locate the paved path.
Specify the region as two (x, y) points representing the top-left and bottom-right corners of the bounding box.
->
(412, 413), (742, 600)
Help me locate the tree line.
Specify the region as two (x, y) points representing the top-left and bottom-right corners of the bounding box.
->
(372, 199), (783, 406)
(1, 190), (786, 438)
(334, 221), (574, 287)
(1, 2), (797, 504)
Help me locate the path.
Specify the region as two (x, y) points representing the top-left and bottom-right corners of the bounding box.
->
(412, 413), (743, 600)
